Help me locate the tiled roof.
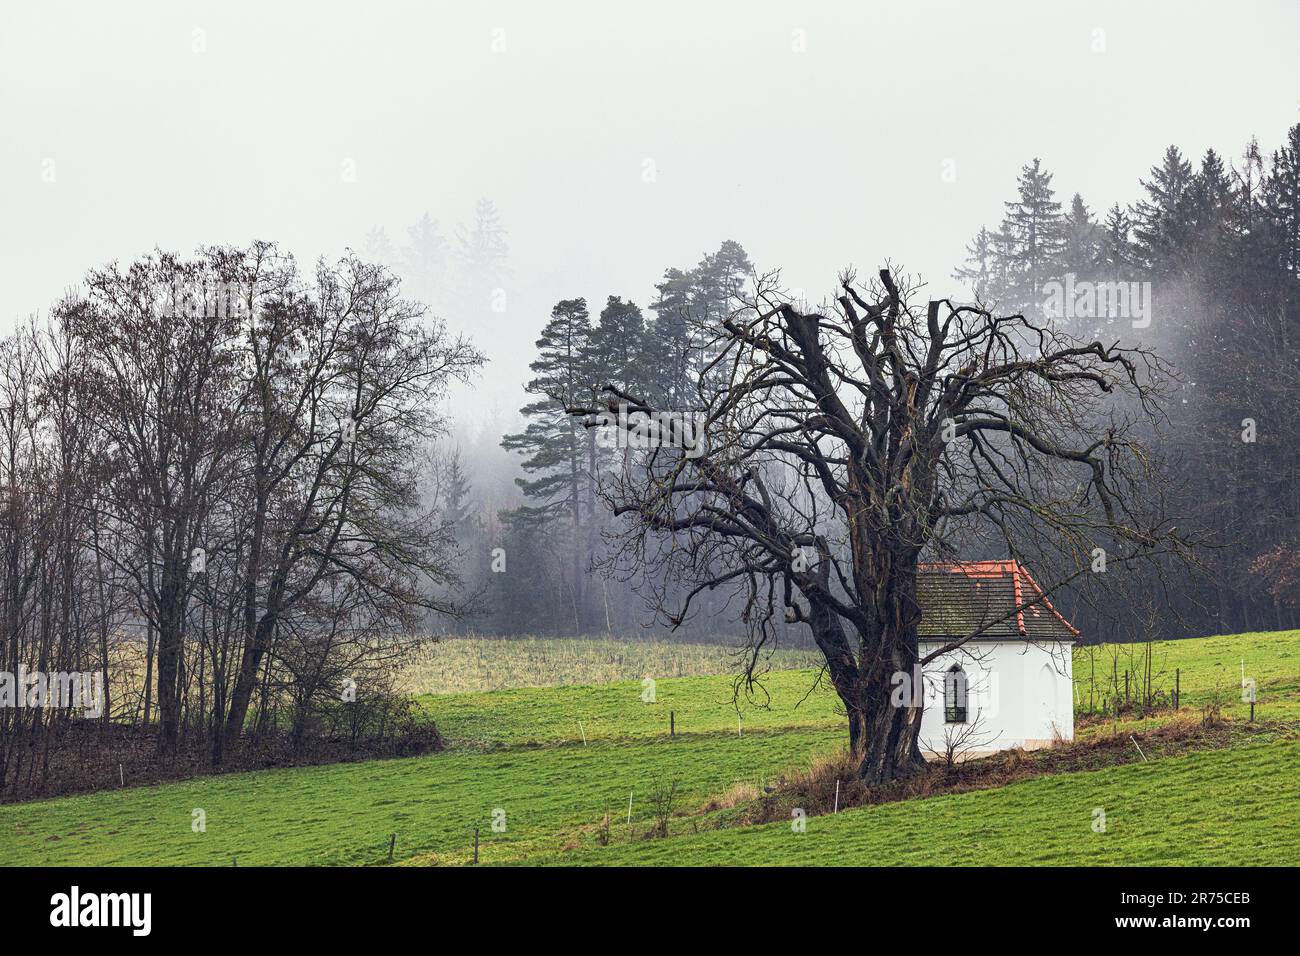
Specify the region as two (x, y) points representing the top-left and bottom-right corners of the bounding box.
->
(917, 560), (1079, 642)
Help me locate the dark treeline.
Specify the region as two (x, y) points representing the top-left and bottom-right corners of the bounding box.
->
(952, 123), (1300, 642)
(0, 244), (482, 796)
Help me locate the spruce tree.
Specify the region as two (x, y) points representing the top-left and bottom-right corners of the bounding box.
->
(1061, 193), (1101, 279)
(953, 226), (997, 301)
(1099, 203), (1134, 278)
(403, 212), (449, 312)
(1131, 145), (1196, 272)
(455, 199), (510, 320)
(1264, 124), (1300, 284)
(998, 158), (1066, 309)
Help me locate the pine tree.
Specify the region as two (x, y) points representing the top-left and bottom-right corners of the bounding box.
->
(585, 296), (646, 394)
(502, 299), (593, 516)
(645, 267), (694, 407)
(686, 240), (753, 387)
(501, 299), (595, 632)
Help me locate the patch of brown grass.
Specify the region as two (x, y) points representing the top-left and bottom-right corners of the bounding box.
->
(700, 781), (761, 813)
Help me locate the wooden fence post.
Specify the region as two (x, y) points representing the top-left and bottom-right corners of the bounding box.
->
(670, 711), (674, 736)
(1175, 668), (1180, 709)
(473, 827), (479, 864)
(388, 833), (395, 863)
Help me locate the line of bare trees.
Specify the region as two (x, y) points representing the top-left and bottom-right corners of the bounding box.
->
(0, 243), (482, 796)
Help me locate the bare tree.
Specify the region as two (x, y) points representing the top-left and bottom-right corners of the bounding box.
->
(219, 250), (483, 754)
(922, 714), (1002, 768)
(646, 777), (680, 838)
(15, 243), (486, 765)
(57, 252), (249, 754)
(571, 267), (1188, 784)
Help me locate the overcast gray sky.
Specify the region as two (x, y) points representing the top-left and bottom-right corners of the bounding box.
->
(3, 0), (1298, 422)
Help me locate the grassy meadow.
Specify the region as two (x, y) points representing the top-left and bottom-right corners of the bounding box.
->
(396, 636), (824, 695)
(2, 629), (1297, 867)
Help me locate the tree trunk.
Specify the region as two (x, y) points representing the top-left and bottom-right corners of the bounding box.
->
(808, 594), (926, 785)
(849, 680), (926, 785)
(155, 615), (182, 754)
(223, 613), (276, 748)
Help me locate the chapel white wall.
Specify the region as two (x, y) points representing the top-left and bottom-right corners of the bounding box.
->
(915, 640), (1073, 755)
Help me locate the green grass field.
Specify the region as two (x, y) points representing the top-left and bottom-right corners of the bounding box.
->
(533, 741), (1300, 866)
(418, 666), (841, 749)
(2, 629), (1297, 866)
(1072, 629), (1300, 737)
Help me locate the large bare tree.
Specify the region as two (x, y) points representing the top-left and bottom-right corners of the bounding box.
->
(571, 267), (1186, 784)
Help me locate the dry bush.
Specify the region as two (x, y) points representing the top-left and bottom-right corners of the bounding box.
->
(646, 777), (680, 838)
(701, 781), (761, 813)
(1201, 700), (1224, 726)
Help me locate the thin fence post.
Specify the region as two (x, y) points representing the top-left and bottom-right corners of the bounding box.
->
(1124, 671), (1130, 707)
(473, 827), (479, 865)
(388, 833), (395, 863)
(1175, 668), (1180, 709)
(670, 711), (674, 737)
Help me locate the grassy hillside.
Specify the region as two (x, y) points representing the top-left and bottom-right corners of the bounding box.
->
(1, 726), (844, 866)
(2, 629), (1296, 867)
(534, 741), (1300, 866)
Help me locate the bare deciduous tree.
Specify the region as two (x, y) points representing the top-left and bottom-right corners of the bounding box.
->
(571, 267), (1188, 784)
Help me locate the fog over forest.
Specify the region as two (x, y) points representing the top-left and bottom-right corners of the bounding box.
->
(5, 1), (1296, 415)
(3, 2), (1300, 787)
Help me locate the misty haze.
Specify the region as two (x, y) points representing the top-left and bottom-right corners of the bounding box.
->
(2, 0), (1298, 906)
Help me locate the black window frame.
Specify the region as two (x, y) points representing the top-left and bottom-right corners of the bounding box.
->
(944, 664), (968, 723)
